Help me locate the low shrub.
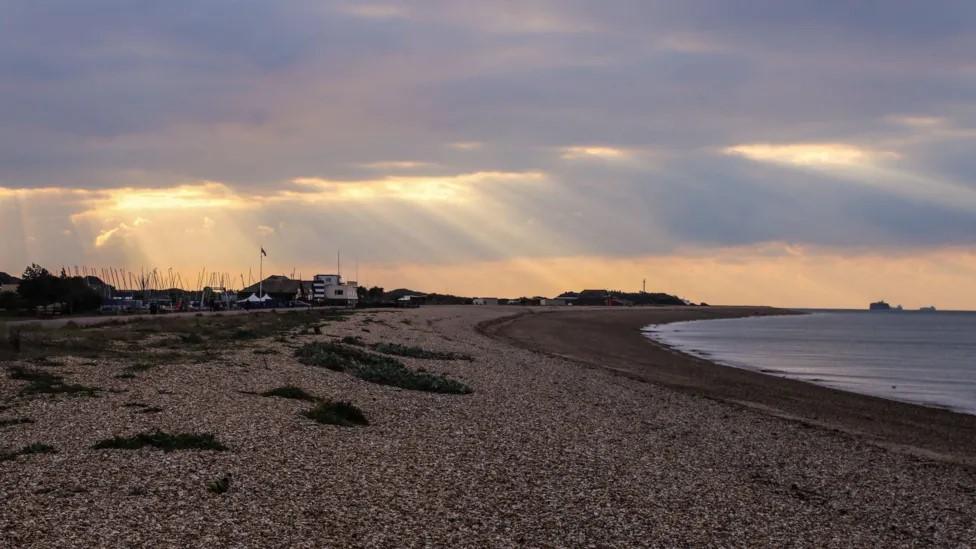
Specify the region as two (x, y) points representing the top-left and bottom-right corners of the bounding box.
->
(9, 366), (100, 397)
(370, 342), (472, 361)
(294, 342), (472, 394)
(0, 442), (56, 462)
(93, 431), (227, 452)
(231, 328), (258, 340)
(179, 333), (204, 344)
(261, 385), (317, 402)
(340, 336), (365, 346)
(137, 406), (163, 414)
(20, 442), (56, 455)
(207, 473), (232, 494)
(302, 401), (368, 427)
(0, 417), (33, 428)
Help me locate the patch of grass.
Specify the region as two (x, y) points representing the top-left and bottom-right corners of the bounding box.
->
(0, 417), (34, 428)
(9, 366), (59, 383)
(122, 402), (163, 413)
(179, 332), (204, 344)
(355, 361), (473, 394)
(9, 366), (101, 397)
(230, 328), (258, 340)
(0, 442), (57, 462)
(341, 336), (365, 346)
(302, 401), (368, 427)
(26, 383), (101, 397)
(370, 342), (472, 361)
(93, 431), (227, 452)
(115, 360), (160, 379)
(137, 406), (163, 414)
(8, 309), (356, 361)
(21, 442), (56, 455)
(9, 328), (22, 352)
(294, 342), (472, 394)
(261, 385), (318, 402)
(207, 473), (232, 494)
(253, 348), (278, 355)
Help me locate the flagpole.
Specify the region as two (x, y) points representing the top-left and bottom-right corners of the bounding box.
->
(259, 246), (263, 298)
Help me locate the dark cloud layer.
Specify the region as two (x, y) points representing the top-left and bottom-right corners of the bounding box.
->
(1, 0), (975, 262)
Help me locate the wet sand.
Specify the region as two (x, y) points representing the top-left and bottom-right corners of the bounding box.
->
(481, 306), (976, 467)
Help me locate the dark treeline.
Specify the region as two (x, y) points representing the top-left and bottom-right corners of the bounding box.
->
(0, 264), (103, 314)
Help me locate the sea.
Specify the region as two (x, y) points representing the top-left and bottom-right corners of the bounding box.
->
(643, 310), (976, 415)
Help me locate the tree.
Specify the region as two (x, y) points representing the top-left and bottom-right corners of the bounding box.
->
(366, 286), (385, 302)
(0, 291), (22, 310)
(18, 264), (59, 306)
(22, 263), (50, 281)
(17, 264), (102, 313)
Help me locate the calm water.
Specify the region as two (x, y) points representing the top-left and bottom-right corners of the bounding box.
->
(643, 311), (976, 414)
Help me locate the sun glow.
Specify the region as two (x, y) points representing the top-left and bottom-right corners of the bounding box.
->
(105, 182), (248, 211)
(561, 146), (629, 160)
(290, 171), (547, 203)
(723, 143), (893, 168)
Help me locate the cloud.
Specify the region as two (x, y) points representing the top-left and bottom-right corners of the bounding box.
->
(560, 146), (629, 161)
(94, 226), (124, 248)
(338, 3), (409, 19)
(288, 171), (547, 203)
(359, 161), (436, 171)
(3, 1), (976, 305)
(723, 143), (895, 169)
(448, 142), (483, 151)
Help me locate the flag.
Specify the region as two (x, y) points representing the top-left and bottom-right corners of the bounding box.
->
(261, 247), (267, 257)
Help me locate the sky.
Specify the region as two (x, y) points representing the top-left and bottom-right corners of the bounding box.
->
(1, 1), (975, 308)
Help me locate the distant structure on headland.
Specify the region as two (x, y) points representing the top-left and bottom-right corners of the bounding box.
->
(869, 300), (903, 311)
(919, 305), (937, 312)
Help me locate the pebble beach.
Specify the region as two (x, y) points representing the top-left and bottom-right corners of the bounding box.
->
(2, 305), (975, 547)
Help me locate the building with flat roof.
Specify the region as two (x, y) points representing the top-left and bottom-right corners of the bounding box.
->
(312, 274), (358, 306)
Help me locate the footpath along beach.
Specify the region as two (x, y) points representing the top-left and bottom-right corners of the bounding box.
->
(2, 305), (975, 546)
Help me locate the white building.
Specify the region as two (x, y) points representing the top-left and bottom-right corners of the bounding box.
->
(473, 297), (499, 305)
(312, 274), (358, 305)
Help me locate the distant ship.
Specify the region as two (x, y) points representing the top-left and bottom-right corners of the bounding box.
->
(920, 306), (937, 312)
(869, 301), (903, 311)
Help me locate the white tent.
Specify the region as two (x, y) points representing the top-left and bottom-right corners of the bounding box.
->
(238, 293), (271, 303)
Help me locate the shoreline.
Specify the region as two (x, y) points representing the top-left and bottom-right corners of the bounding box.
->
(479, 305), (976, 467)
(642, 315), (975, 417)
